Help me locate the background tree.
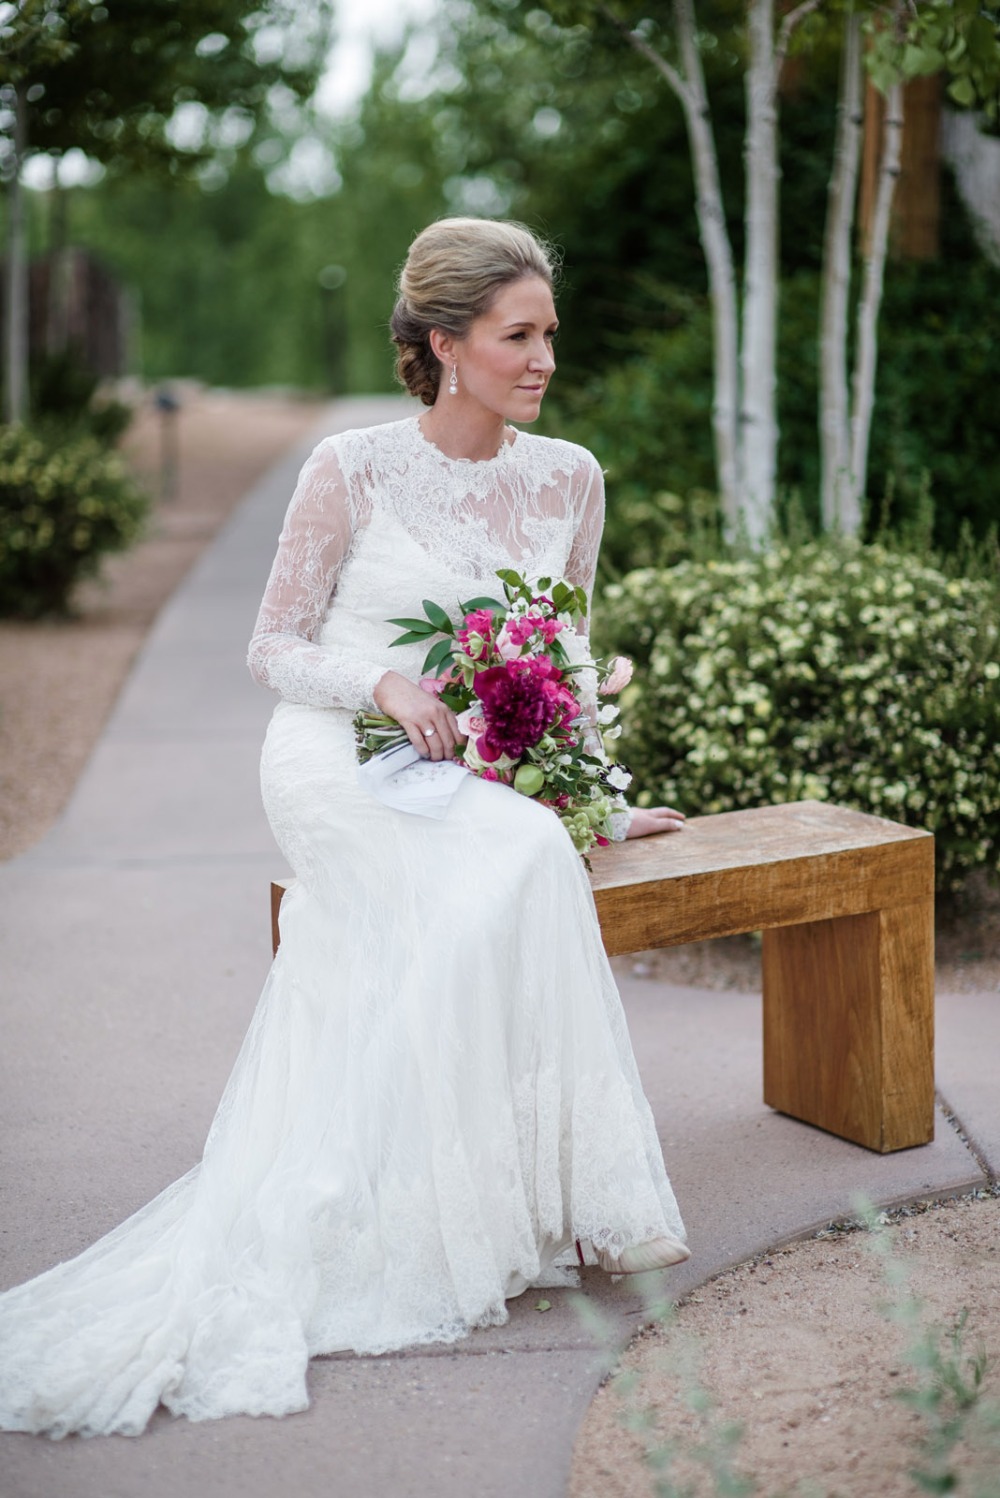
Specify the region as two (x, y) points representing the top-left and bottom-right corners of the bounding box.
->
(485, 0), (1000, 542)
(0, 0), (334, 421)
(26, 0), (997, 553)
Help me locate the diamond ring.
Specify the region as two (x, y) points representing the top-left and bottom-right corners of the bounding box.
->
(424, 726), (436, 736)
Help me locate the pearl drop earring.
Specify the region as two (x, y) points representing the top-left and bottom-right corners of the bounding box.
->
(448, 364), (458, 396)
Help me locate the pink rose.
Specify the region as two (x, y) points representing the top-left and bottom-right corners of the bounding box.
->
(419, 675), (447, 696)
(495, 625), (524, 661)
(600, 656), (634, 695)
(455, 710), (486, 737)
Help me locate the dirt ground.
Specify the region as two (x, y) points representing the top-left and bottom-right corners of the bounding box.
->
(2, 388), (997, 1497)
(571, 1191), (1000, 1498)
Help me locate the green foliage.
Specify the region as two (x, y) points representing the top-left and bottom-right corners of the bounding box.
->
(0, 0), (333, 174)
(899, 1311), (992, 1495)
(65, 168), (338, 389)
(597, 541), (1000, 890)
(412, 0), (754, 380)
(544, 289), (721, 577)
(857, 1196), (1000, 1498)
(552, 233), (1000, 563)
(0, 424), (148, 618)
(30, 349), (133, 447)
(865, 0), (1000, 120)
(776, 223), (1000, 551)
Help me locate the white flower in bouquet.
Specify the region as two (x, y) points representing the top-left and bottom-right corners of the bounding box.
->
(559, 627), (598, 709)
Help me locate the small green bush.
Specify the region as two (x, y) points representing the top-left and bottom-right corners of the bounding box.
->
(31, 350), (134, 448)
(597, 542), (1000, 890)
(0, 424), (148, 619)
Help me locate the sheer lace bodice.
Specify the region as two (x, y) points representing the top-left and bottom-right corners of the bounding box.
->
(246, 417), (605, 712)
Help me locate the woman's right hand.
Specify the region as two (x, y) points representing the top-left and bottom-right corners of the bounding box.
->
(373, 671), (465, 762)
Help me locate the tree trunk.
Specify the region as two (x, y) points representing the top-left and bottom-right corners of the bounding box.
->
(849, 81), (904, 526)
(818, 11), (863, 532)
(673, 0), (741, 536)
(46, 164), (73, 358)
(862, 75), (942, 262)
(893, 73), (941, 260)
(613, 0), (741, 533)
(3, 83), (29, 425)
(858, 77), (885, 260)
(739, 0), (780, 545)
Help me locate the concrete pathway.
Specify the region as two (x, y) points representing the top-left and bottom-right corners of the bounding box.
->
(1, 397), (996, 1498)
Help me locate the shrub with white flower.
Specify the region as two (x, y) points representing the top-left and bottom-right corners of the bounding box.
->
(597, 541), (1000, 891)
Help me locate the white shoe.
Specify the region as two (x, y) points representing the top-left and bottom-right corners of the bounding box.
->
(595, 1233), (691, 1274)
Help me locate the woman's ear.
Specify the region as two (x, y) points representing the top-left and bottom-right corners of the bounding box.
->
(428, 328), (456, 367)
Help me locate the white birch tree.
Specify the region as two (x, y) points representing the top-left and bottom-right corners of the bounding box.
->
(538, 0), (1000, 540)
(818, 10), (864, 531)
(817, 0), (999, 534)
(848, 77), (904, 529)
(597, 0), (823, 544)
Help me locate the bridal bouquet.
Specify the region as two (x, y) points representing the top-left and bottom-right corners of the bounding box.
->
(354, 569), (633, 855)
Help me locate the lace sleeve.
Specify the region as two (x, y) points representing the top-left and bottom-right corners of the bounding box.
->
(564, 454), (632, 841)
(247, 440), (385, 711)
(564, 454), (605, 612)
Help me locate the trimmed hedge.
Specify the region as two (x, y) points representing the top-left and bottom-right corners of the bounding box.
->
(597, 542), (1000, 890)
(0, 425), (148, 619)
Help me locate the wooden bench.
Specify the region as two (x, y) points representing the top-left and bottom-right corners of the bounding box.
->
(271, 801), (935, 1155)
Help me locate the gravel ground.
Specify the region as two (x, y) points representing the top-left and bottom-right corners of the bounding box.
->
(2, 388), (997, 1495)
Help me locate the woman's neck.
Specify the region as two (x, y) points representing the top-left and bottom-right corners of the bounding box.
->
(418, 401), (512, 462)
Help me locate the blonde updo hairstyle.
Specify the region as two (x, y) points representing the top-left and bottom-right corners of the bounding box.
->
(391, 218), (558, 406)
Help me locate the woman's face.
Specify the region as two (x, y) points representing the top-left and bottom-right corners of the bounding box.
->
(442, 275), (558, 423)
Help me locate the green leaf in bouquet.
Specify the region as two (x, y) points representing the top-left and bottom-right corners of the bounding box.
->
(496, 567), (526, 596)
(551, 581), (572, 610)
(422, 636), (457, 675)
(439, 690), (467, 712)
(422, 599), (454, 633)
(387, 616), (436, 633)
(390, 628), (436, 648)
(574, 585), (589, 616)
(536, 576), (552, 592)
(459, 595), (504, 614)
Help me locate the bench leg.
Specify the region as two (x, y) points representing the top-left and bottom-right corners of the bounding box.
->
(762, 900), (935, 1152)
(270, 880), (289, 958)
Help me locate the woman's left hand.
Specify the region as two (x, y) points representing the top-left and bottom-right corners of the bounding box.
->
(625, 806), (686, 839)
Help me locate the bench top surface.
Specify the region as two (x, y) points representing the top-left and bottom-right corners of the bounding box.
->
(588, 800), (931, 893)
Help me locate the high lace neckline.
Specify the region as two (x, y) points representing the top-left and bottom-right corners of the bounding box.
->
(412, 416), (520, 468)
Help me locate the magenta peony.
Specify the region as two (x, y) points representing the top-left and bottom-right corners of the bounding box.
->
(475, 663), (562, 760)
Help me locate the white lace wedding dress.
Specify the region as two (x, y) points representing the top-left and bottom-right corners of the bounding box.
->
(0, 416), (684, 1439)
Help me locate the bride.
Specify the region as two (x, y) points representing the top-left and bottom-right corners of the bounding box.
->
(0, 217), (688, 1440)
